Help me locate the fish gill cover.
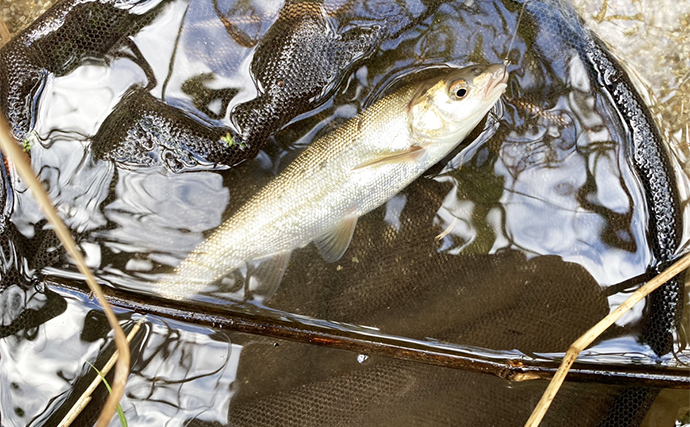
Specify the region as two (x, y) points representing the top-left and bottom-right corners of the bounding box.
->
(0, 0), (686, 426)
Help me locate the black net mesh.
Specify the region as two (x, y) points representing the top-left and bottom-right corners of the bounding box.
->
(92, 87), (241, 170)
(230, 0), (385, 157)
(0, 0), (687, 425)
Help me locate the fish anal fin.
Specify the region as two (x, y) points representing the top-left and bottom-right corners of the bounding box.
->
(314, 217), (358, 263)
(247, 251), (292, 301)
(354, 146), (425, 171)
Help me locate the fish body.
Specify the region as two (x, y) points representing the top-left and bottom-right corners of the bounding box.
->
(156, 64), (509, 300)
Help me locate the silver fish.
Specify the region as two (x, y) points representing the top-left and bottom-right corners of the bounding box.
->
(155, 63), (509, 300)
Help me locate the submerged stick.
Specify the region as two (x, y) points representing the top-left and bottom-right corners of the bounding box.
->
(525, 251), (690, 427)
(0, 116), (131, 427)
(47, 279), (690, 389)
(58, 320), (143, 427)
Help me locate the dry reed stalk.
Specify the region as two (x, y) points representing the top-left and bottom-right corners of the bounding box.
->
(0, 15), (10, 47)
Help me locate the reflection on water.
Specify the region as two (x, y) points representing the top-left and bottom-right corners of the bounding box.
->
(123, 321), (241, 425)
(1, 289), (108, 426)
(568, 0), (690, 216)
(0, 288), (243, 426)
(0, 0), (689, 425)
(435, 53), (648, 287)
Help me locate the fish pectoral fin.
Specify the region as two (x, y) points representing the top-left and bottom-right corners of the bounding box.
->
(314, 217), (358, 263)
(247, 251), (292, 300)
(354, 146), (425, 171)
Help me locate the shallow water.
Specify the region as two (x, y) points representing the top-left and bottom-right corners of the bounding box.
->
(1, 0), (689, 425)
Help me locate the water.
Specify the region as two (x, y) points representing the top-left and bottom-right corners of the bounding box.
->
(1, 0), (689, 425)
(565, 0), (690, 424)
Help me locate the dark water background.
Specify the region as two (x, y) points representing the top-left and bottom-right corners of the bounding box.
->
(1, 0), (689, 425)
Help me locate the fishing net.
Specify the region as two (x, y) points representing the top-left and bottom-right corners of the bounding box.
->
(0, 0), (687, 426)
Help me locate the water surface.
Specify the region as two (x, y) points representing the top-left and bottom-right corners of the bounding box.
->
(1, 0), (689, 425)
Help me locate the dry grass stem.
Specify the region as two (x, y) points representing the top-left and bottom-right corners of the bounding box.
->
(57, 319), (143, 427)
(0, 16), (10, 47)
(525, 251), (690, 426)
(0, 115), (131, 427)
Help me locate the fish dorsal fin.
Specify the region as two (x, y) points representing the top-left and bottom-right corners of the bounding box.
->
(314, 217), (358, 263)
(247, 251), (292, 301)
(354, 146), (425, 171)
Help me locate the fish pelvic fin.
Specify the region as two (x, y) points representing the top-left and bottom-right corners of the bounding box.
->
(314, 216), (358, 263)
(247, 251), (292, 302)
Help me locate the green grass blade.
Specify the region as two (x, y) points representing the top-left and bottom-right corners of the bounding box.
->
(87, 362), (128, 427)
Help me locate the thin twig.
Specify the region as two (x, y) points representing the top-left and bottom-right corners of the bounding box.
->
(525, 251), (690, 427)
(58, 319), (143, 427)
(0, 116), (131, 427)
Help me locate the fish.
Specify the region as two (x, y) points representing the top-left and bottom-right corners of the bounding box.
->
(155, 63), (509, 301)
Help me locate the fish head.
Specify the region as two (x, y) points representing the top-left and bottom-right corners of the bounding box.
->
(408, 63), (508, 146)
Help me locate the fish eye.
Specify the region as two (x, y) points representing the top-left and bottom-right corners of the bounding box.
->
(450, 80), (469, 100)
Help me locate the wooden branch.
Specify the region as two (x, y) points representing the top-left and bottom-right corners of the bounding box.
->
(46, 279), (690, 389)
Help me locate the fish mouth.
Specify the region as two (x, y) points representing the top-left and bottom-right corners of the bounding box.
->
(484, 64), (509, 101)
